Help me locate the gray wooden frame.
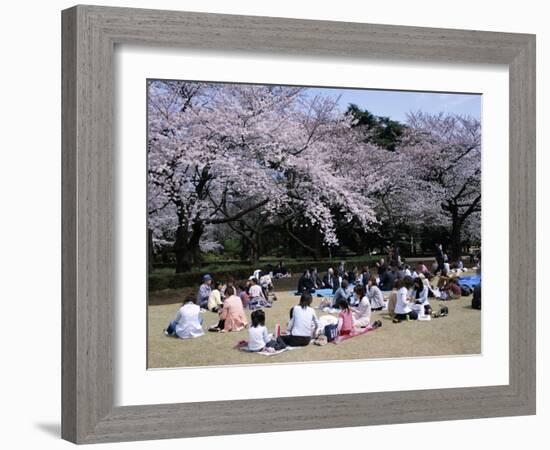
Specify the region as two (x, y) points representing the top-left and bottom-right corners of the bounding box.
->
(62, 4), (536, 444)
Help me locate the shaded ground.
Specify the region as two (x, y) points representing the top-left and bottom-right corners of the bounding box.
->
(148, 272), (481, 368)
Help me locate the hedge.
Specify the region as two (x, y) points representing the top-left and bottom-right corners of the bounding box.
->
(148, 256), (380, 292)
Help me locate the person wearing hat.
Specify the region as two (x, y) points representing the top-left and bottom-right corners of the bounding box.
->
(197, 274), (213, 309)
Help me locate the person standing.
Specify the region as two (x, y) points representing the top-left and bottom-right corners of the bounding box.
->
(376, 258), (388, 278)
(435, 243), (445, 275)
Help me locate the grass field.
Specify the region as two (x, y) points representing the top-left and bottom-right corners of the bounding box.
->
(147, 273), (481, 368)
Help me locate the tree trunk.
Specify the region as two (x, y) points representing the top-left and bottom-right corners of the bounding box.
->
(312, 227), (322, 259)
(174, 221), (204, 273)
(148, 228), (154, 273)
(450, 217), (463, 262)
(286, 223), (318, 259)
(240, 235), (250, 263)
(250, 241), (260, 267)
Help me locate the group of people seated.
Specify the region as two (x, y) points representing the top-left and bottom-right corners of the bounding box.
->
(296, 259), (434, 296)
(164, 269), (279, 339)
(163, 255), (479, 345)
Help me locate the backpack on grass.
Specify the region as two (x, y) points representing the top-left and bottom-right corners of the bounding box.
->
(324, 324), (339, 342)
(460, 285), (472, 296)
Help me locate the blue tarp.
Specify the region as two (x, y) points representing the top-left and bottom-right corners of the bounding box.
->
(459, 274), (481, 289)
(290, 286), (356, 297)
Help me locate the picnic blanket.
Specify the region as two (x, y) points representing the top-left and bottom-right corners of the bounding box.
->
(332, 325), (379, 344)
(290, 285), (356, 297)
(289, 288), (335, 297)
(459, 274), (481, 289)
(234, 340), (298, 356)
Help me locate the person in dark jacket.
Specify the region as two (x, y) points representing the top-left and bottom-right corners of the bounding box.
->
(376, 258), (388, 278)
(435, 243), (445, 274)
(359, 266), (371, 285)
(310, 267), (323, 290)
(379, 268), (396, 291)
(296, 269), (315, 294)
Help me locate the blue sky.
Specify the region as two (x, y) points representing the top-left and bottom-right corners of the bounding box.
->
(305, 87), (481, 123)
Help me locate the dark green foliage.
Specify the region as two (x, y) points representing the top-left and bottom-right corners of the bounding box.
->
(347, 103), (407, 151)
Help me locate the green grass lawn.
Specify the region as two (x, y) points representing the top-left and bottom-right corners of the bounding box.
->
(147, 274), (481, 368)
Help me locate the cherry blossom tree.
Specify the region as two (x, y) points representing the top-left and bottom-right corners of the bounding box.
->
(148, 81), (379, 272)
(397, 112), (481, 260)
(148, 81), (287, 272)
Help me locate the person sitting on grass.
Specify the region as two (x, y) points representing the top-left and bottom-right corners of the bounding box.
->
(238, 284), (250, 309)
(367, 275), (386, 311)
(337, 298), (354, 336)
(412, 276), (432, 315)
(274, 260), (290, 278)
(281, 292), (319, 347)
(209, 286), (248, 332)
(197, 274), (213, 309)
(207, 281), (224, 313)
(440, 278), (462, 300)
(359, 266), (371, 286)
(417, 263), (429, 276)
(296, 269), (315, 294)
(436, 269), (453, 289)
(352, 284), (371, 328)
(164, 294), (204, 339)
(248, 277), (271, 309)
(322, 267), (339, 292)
(247, 310), (287, 352)
(259, 272), (274, 298)
(332, 279), (350, 308)
(379, 267), (396, 291)
(348, 266), (359, 284)
(310, 267), (323, 290)
(393, 276), (418, 323)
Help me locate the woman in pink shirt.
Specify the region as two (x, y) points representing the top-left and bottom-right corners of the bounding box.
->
(219, 286), (248, 332)
(208, 286), (248, 332)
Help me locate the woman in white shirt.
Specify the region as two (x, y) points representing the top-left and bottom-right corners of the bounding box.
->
(411, 277), (432, 315)
(164, 294), (204, 339)
(352, 285), (371, 328)
(393, 277), (418, 323)
(282, 292), (319, 347)
(366, 276), (386, 311)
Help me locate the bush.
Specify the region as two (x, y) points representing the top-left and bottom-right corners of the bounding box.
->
(148, 256), (380, 291)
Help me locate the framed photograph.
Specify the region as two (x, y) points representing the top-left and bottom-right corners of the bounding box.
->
(62, 5), (536, 444)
